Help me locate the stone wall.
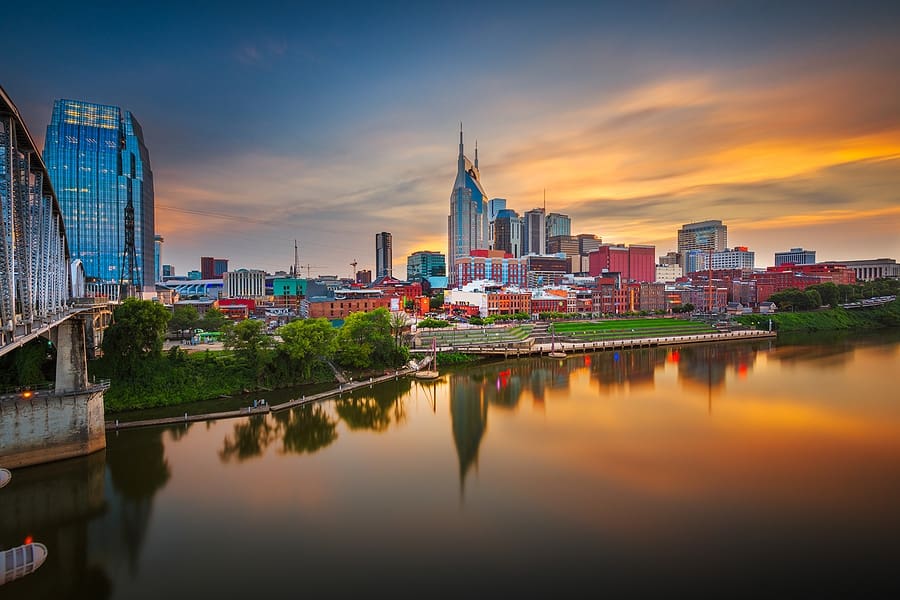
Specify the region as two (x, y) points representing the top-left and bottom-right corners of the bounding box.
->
(0, 390), (106, 468)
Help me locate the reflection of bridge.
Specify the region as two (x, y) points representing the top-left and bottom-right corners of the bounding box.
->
(1, 85), (108, 467)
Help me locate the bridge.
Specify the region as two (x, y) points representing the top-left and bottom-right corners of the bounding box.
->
(1, 85), (108, 468)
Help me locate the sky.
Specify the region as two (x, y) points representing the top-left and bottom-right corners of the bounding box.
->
(2, 0), (899, 277)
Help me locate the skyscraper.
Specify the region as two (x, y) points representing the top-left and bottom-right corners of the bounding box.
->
(376, 232), (392, 278)
(677, 220), (727, 267)
(493, 209), (522, 257)
(154, 235), (163, 283)
(546, 212), (571, 239)
(523, 208), (546, 255)
(43, 99), (154, 292)
(448, 126), (488, 285)
(407, 250), (446, 280)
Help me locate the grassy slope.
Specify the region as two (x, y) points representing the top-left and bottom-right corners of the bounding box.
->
(735, 300), (900, 332)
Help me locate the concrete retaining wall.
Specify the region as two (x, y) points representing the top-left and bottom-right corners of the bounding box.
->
(0, 390), (106, 468)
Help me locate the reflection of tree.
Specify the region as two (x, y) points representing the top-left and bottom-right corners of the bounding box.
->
(274, 405), (338, 455)
(218, 416), (277, 463)
(335, 395), (405, 431)
(105, 426), (176, 575)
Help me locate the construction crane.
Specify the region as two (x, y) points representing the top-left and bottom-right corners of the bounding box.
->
(350, 259), (358, 280)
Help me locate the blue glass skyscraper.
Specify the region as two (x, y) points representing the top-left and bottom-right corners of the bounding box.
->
(43, 99), (154, 292)
(448, 125), (488, 286)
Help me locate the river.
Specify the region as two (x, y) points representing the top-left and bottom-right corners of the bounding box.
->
(3, 331), (900, 597)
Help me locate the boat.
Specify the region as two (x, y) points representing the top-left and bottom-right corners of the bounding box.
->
(415, 337), (440, 380)
(0, 468), (9, 489)
(1, 543), (48, 586)
(548, 322), (567, 359)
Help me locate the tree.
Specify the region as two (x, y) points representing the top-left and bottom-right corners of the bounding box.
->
(389, 311), (409, 347)
(102, 298), (171, 379)
(333, 308), (405, 369)
(200, 307), (228, 332)
(277, 318), (336, 379)
(430, 292), (444, 310)
(808, 282), (838, 307)
(223, 319), (270, 366)
(169, 305), (199, 339)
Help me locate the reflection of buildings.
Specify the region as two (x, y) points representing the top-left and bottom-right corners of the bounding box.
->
(449, 372), (489, 495)
(590, 348), (665, 391)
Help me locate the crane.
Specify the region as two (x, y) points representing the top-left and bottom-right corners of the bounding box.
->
(350, 259), (358, 280)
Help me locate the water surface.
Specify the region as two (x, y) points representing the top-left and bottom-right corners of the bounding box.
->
(3, 332), (900, 597)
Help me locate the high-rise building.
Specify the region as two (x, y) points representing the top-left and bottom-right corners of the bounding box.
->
(448, 126), (489, 285)
(493, 209), (522, 257)
(407, 250), (446, 281)
(162, 264), (174, 278)
(677, 220), (727, 267)
(523, 208), (546, 255)
(546, 212), (571, 239)
(356, 270), (372, 284)
(43, 99), (155, 291)
(154, 235), (163, 283)
(775, 247), (816, 266)
(589, 245), (656, 282)
(200, 256), (229, 279)
(376, 232), (392, 278)
(488, 198), (507, 249)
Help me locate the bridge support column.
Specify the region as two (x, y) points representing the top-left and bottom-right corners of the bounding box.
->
(55, 318), (88, 393)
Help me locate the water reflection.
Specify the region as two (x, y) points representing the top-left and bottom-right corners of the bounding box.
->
(334, 378), (410, 432)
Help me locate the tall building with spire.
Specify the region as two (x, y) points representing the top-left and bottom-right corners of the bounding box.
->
(448, 125), (489, 286)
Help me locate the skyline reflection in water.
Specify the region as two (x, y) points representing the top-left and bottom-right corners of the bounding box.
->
(3, 332), (899, 598)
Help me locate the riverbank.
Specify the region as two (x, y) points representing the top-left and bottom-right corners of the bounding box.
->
(736, 299), (900, 332)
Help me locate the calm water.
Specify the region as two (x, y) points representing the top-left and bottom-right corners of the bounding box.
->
(3, 332), (900, 598)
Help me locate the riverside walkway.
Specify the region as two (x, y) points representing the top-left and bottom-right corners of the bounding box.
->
(104, 369), (413, 431)
(105, 329), (774, 432)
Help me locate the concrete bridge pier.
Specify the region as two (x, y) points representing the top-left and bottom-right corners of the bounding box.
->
(52, 317), (88, 393)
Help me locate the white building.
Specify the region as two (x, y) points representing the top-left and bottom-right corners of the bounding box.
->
(656, 263), (683, 282)
(223, 269), (266, 299)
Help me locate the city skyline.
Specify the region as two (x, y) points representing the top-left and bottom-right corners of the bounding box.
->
(2, 1), (899, 277)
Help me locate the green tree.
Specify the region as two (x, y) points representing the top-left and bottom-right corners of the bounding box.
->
(389, 311), (409, 347)
(808, 282), (839, 307)
(169, 305), (199, 339)
(429, 292), (444, 310)
(333, 308), (405, 369)
(200, 307), (228, 332)
(102, 298), (171, 380)
(277, 318), (336, 379)
(223, 319), (270, 367)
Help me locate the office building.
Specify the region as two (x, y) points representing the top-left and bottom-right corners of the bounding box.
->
(493, 209), (523, 257)
(407, 250), (446, 281)
(677, 220), (727, 267)
(546, 212), (571, 239)
(775, 247), (816, 266)
(223, 269), (266, 300)
(589, 245), (656, 282)
(43, 98), (155, 291)
(686, 246), (755, 273)
(448, 126), (489, 285)
(523, 208), (546, 255)
(162, 264), (174, 278)
(376, 232), (393, 278)
(819, 258), (899, 281)
(201, 256), (229, 279)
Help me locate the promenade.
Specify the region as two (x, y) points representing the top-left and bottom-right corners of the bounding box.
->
(104, 328), (774, 432)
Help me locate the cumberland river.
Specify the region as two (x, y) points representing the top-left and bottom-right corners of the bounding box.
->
(3, 331), (900, 597)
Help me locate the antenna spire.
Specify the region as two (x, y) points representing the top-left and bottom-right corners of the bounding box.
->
(474, 139), (479, 169)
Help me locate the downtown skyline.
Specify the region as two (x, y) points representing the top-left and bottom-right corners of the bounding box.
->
(2, 1), (899, 278)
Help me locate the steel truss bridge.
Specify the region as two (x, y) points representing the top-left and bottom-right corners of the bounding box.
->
(0, 86), (81, 359)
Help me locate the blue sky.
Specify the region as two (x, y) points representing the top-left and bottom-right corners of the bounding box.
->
(3, 0), (899, 276)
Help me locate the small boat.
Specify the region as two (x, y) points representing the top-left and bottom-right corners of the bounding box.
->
(1, 543), (48, 586)
(0, 469), (10, 489)
(548, 322), (566, 359)
(415, 337), (440, 380)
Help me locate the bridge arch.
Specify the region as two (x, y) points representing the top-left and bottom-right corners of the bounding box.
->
(0, 85), (71, 348)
